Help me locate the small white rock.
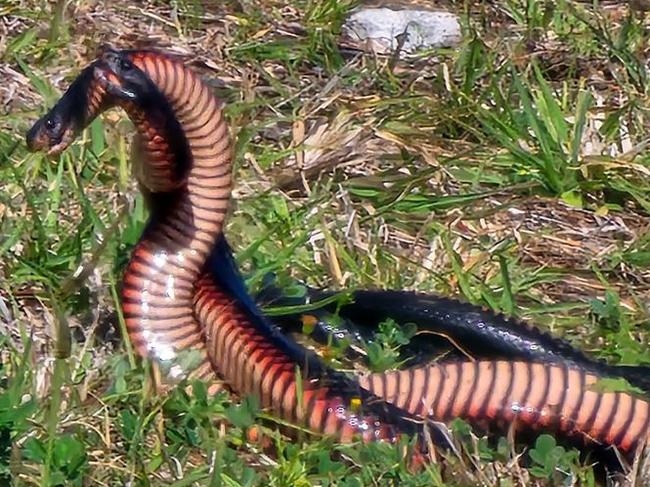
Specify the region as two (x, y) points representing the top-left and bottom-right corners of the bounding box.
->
(343, 8), (462, 54)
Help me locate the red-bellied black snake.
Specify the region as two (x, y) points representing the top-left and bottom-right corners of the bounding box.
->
(25, 46), (650, 458)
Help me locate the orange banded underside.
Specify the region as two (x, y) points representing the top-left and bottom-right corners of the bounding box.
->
(362, 361), (650, 452)
(194, 275), (405, 442)
(101, 51), (232, 386)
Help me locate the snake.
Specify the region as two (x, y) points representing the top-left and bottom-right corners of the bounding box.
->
(25, 46), (650, 459)
(261, 284), (650, 394)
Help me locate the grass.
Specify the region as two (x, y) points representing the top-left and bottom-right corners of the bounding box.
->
(1, 0), (650, 484)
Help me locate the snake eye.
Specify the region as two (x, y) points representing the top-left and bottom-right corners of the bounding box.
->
(119, 58), (133, 72)
(45, 118), (56, 130)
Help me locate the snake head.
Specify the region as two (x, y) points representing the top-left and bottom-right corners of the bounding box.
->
(93, 48), (153, 103)
(26, 60), (109, 156)
(92, 66), (137, 101)
(25, 108), (70, 155)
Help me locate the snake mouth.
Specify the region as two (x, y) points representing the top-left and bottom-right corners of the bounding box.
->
(93, 63), (137, 101)
(46, 127), (76, 156)
(25, 121), (70, 155)
(25, 131), (48, 153)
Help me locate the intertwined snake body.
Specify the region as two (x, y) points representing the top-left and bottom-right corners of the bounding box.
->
(25, 47), (650, 458)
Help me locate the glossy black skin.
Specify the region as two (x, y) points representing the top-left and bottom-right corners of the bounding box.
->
(258, 280), (650, 395)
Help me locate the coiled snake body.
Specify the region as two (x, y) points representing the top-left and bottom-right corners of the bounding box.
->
(26, 47), (650, 459)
